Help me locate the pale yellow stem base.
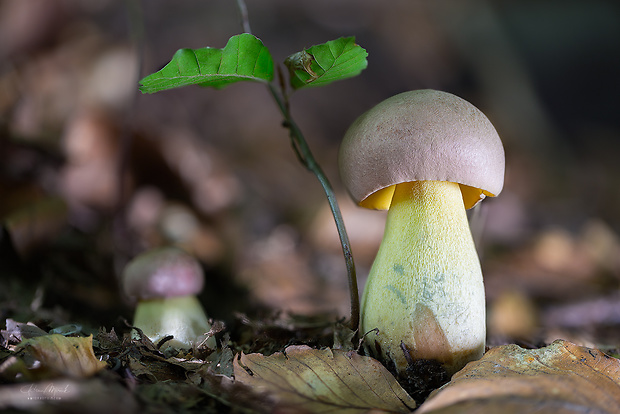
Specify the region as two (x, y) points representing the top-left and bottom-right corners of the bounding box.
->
(133, 295), (216, 350)
(360, 180), (485, 376)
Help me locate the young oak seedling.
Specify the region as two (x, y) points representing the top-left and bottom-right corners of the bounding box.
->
(139, 33), (368, 329)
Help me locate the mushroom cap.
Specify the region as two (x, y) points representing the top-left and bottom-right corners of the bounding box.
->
(339, 90), (505, 210)
(122, 246), (204, 300)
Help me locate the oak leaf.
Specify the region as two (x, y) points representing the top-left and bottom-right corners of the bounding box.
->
(14, 334), (107, 379)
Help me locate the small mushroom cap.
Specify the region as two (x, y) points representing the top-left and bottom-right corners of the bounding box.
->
(339, 90), (505, 210)
(122, 246), (204, 300)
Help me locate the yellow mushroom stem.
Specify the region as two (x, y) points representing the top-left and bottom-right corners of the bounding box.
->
(360, 180), (485, 376)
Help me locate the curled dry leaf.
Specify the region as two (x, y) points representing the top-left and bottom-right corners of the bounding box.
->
(12, 334), (107, 380)
(418, 339), (620, 414)
(234, 345), (416, 413)
(1, 319), (47, 344)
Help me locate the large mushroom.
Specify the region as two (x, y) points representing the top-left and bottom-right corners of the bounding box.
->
(122, 246), (215, 349)
(339, 90), (505, 375)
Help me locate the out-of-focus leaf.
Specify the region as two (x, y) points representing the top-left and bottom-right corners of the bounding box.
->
(13, 334), (107, 380)
(417, 339), (620, 414)
(234, 345), (416, 413)
(203, 346), (234, 377)
(332, 323), (356, 351)
(284, 37), (368, 89)
(139, 33), (274, 93)
(127, 356), (157, 383)
(1, 319), (47, 345)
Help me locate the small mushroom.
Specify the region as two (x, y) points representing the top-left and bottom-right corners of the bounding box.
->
(339, 90), (505, 375)
(122, 246), (215, 349)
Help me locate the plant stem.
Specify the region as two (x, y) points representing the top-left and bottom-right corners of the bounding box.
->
(235, 0), (252, 33)
(268, 84), (359, 330)
(234, 0), (359, 330)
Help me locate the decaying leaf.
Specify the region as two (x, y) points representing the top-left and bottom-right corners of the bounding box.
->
(332, 323), (357, 351)
(203, 346), (234, 377)
(284, 50), (317, 82)
(234, 345), (416, 413)
(417, 339), (620, 414)
(1, 319), (47, 345)
(11, 334), (107, 380)
(127, 356), (158, 383)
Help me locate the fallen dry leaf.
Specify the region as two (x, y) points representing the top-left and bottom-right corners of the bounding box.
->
(234, 345), (416, 413)
(1, 319), (47, 345)
(12, 334), (107, 379)
(417, 339), (620, 414)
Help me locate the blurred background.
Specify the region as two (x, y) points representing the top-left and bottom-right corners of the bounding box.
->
(1, 0), (620, 348)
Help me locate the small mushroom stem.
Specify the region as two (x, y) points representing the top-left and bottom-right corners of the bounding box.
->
(361, 180), (485, 375)
(133, 295), (216, 349)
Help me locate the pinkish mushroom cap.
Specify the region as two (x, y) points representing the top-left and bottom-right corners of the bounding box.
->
(339, 90), (505, 210)
(122, 246), (204, 300)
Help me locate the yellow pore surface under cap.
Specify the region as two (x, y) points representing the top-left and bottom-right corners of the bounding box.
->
(360, 182), (493, 211)
(360, 180), (485, 375)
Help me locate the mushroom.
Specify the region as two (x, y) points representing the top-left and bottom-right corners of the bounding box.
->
(122, 246), (215, 349)
(338, 90), (505, 375)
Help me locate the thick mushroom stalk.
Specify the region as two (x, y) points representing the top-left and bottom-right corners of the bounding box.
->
(361, 180), (484, 375)
(133, 295), (213, 349)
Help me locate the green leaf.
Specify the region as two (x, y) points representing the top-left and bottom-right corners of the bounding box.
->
(139, 33), (274, 93)
(284, 37), (368, 90)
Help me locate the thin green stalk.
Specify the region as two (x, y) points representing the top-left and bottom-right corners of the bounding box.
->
(235, 0), (252, 34)
(268, 84), (359, 330)
(235, 0), (359, 330)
